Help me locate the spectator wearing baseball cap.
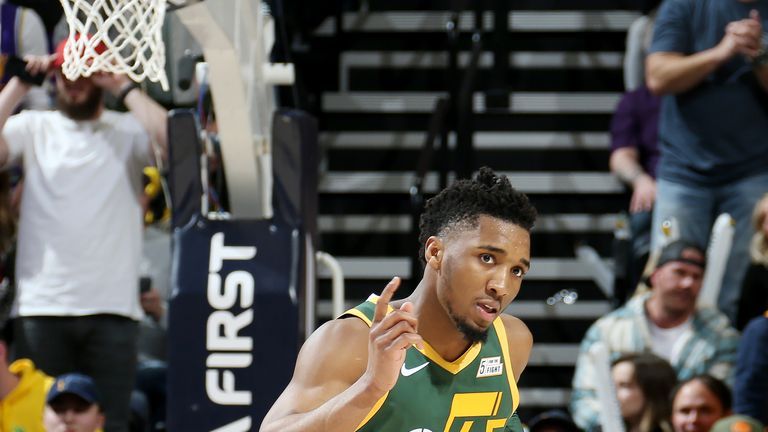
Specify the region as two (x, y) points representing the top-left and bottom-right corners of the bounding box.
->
(710, 415), (766, 432)
(44, 373), (105, 432)
(51, 34), (107, 70)
(527, 410), (582, 432)
(571, 240), (740, 431)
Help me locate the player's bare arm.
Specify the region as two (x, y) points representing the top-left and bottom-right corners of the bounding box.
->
(501, 314), (533, 382)
(260, 277), (423, 432)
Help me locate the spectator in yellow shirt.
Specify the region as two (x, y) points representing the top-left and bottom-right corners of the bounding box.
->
(0, 321), (53, 432)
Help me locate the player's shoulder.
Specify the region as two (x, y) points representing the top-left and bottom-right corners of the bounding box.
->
(302, 315), (372, 358)
(499, 314), (533, 380)
(499, 314), (533, 348)
(293, 315), (372, 385)
(317, 315), (373, 339)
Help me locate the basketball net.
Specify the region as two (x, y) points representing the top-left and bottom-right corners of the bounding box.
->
(59, 0), (169, 90)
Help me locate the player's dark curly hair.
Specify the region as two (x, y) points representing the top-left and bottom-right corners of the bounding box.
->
(418, 167), (537, 263)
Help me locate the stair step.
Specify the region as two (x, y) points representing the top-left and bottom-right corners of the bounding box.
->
(318, 279), (608, 301)
(316, 300), (610, 322)
(315, 31), (629, 53)
(320, 232), (613, 258)
(321, 131), (610, 149)
(519, 389), (570, 407)
(341, 51), (624, 70)
(316, 11), (639, 34)
(318, 214), (618, 233)
(318, 171), (622, 194)
(324, 148), (608, 171)
(347, 69), (622, 92)
(322, 91), (620, 113)
(318, 192), (625, 215)
(316, 256), (613, 280)
(355, 0), (642, 11)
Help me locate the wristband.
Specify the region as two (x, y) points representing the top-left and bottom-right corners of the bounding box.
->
(116, 82), (140, 106)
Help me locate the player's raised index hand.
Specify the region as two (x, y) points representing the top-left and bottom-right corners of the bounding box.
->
(373, 276), (400, 324)
(363, 277), (423, 395)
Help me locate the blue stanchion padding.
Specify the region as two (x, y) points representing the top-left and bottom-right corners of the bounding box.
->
(167, 214), (299, 431)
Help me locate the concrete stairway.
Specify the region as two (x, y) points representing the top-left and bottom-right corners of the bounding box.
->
(303, 0), (641, 419)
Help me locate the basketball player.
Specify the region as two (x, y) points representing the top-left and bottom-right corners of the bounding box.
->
(261, 167), (537, 432)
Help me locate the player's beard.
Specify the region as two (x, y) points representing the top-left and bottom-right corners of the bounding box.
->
(57, 87), (103, 121)
(446, 299), (488, 344)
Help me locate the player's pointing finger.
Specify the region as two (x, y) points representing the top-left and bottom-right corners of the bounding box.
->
(373, 277), (400, 324)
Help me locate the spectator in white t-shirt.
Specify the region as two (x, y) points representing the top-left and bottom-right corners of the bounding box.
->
(0, 37), (167, 432)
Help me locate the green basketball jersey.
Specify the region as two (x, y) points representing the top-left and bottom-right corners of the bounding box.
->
(342, 294), (524, 432)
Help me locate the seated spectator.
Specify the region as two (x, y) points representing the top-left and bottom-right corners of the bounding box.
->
(733, 312), (768, 424)
(611, 353), (677, 432)
(671, 375), (731, 432)
(571, 240), (740, 431)
(527, 410), (582, 432)
(43, 372), (105, 432)
(736, 193), (768, 330)
(609, 84), (661, 293)
(0, 321), (52, 432)
(710, 415), (765, 432)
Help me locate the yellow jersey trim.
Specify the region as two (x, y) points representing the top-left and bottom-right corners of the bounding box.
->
(494, 318), (520, 413)
(344, 308), (373, 326)
(355, 391), (390, 430)
(349, 294), (482, 374)
(342, 294), (395, 327)
(416, 339), (482, 375)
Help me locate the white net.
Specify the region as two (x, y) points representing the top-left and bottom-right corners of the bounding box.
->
(59, 0), (169, 90)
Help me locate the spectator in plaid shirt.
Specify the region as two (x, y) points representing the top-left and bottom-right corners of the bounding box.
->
(570, 240), (740, 431)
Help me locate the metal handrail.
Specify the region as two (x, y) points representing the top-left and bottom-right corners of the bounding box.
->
(316, 251), (346, 320)
(455, 32), (482, 180)
(409, 98), (449, 285)
(408, 6), (484, 285)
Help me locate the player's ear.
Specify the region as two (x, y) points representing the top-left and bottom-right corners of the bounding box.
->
(425, 236), (443, 270)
